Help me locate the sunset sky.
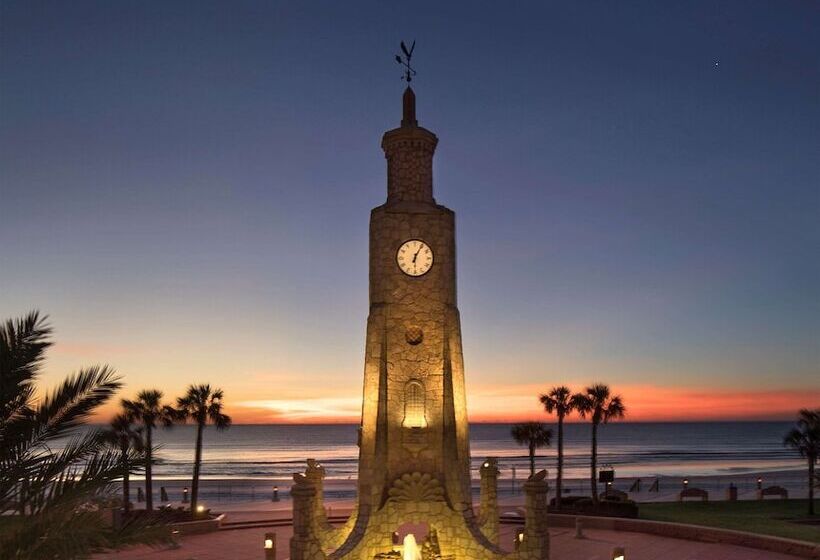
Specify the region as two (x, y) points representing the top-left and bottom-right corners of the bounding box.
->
(2, 1), (818, 423)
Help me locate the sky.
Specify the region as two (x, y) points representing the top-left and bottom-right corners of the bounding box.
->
(1, 1), (818, 423)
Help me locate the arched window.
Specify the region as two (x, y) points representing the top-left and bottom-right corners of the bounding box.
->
(402, 380), (427, 428)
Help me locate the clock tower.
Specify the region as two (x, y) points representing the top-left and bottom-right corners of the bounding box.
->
(362, 86), (468, 500)
(289, 86), (550, 560)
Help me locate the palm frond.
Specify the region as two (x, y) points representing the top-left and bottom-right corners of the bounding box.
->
(540, 385), (574, 416)
(101, 413), (144, 454)
(0, 310), (52, 423)
(511, 421), (552, 448)
(573, 383), (626, 425)
(123, 389), (179, 428)
(602, 394), (626, 423)
(32, 365), (122, 444)
(571, 392), (592, 417)
(784, 409), (820, 459)
(0, 312), (171, 557)
(0, 386), (123, 513)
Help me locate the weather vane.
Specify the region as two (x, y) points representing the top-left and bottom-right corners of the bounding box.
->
(395, 40), (416, 83)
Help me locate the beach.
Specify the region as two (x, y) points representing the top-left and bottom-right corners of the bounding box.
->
(95, 420), (809, 508)
(129, 468), (810, 511)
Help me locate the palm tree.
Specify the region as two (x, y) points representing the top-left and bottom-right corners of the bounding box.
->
(176, 384), (231, 516)
(573, 383), (626, 505)
(511, 421), (552, 478)
(101, 413), (144, 512)
(0, 311), (169, 558)
(122, 390), (179, 511)
(784, 408), (820, 516)
(540, 386), (575, 507)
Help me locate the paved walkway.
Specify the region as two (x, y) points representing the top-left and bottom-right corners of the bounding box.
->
(94, 523), (804, 559)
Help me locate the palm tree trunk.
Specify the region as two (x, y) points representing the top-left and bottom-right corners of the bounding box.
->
(121, 444), (130, 512)
(145, 426), (153, 511)
(556, 414), (564, 508)
(529, 443), (535, 478)
(809, 455), (815, 516)
(191, 419), (204, 516)
(591, 421), (598, 505)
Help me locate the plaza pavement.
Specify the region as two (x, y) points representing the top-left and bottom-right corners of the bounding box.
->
(93, 505), (808, 560)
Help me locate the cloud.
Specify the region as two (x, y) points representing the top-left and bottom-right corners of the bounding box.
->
(234, 397), (362, 423)
(466, 383), (820, 422)
(93, 379), (819, 424)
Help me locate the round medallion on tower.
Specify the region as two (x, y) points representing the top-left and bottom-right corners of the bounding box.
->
(405, 325), (424, 345)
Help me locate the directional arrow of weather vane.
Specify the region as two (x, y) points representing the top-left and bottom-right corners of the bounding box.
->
(395, 40), (416, 83)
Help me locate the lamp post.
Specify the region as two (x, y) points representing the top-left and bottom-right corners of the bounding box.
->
(264, 532), (276, 559)
(683, 478), (689, 490)
(511, 466), (516, 495)
(757, 477), (762, 490)
(182, 487), (189, 503)
(272, 485), (279, 502)
(513, 528), (525, 551)
(612, 546), (625, 560)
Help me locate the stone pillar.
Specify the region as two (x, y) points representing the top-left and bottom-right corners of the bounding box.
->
(289, 474), (326, 560)
(479, 457), (500, 544)
(305, 459), (330, 527)
(517, 470), (550, 560)
(305, 458), (344, 550)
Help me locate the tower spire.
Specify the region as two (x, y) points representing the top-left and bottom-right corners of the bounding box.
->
(396, 40), (418, 127)
(382, 40), (437, 204)
(402, 86), (417, 127)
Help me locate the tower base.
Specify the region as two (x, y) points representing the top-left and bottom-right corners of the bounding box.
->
(289, 461), (550, 560)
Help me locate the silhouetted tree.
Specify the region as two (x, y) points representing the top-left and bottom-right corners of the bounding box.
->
(122, 390), (178, 511)
(784, 408), (820, 516)
(511, 421), (552, 478)
(540, 386), (575, 507)
(573, 384), (625, 505)
(101, 413), (144, 512)
(176, 384), (231, 517)
(0, 311), (169, 558)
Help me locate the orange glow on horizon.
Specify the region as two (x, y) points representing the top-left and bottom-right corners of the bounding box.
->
(92, 383), (820, 424)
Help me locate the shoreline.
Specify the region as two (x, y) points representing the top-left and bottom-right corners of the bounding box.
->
(131, 466), (807, 484)
(120, 467), (811, 507)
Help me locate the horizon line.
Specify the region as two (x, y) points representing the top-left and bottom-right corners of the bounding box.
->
(85, 418), (799, 426)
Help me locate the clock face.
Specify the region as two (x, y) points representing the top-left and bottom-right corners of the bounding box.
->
(397, 239), (434, 277)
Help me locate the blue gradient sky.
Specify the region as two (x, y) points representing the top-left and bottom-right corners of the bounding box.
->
(1, 1), (818, 421)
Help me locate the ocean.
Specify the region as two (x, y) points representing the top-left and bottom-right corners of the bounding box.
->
(137, 421), (801, 482)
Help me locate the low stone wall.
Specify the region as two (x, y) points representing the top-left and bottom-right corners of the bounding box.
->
(171, 513), (226, 536)
(543, 514), (820, 559)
